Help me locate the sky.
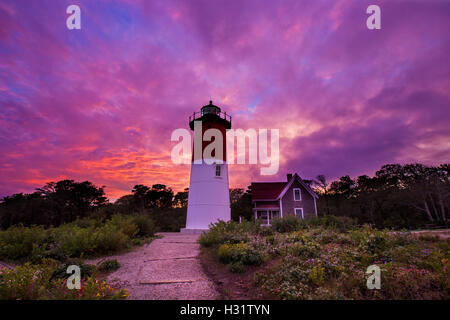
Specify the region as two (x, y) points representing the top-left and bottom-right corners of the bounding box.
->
(0, 0), (449, 200)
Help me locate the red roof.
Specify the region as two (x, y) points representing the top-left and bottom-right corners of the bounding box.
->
(251, 182), (287, 200)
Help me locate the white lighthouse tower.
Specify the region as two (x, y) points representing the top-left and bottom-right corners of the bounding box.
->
(181, 101), (232, 233)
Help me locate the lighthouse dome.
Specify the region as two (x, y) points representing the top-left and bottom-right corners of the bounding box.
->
(201, 100), (221, 116)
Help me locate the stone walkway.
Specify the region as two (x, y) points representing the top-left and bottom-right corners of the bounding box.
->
(88, 232), (218, 300)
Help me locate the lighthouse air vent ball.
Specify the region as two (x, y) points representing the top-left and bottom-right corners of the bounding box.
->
(180, 101), (232, 234)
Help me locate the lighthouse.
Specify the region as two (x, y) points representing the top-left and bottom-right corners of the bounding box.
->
(181, 101), (232, 233)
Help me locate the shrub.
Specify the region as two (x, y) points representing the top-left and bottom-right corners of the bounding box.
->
(0, 225), (50, 261)
(97, 259), (121, 272)
(198, 220), (252, 247)
(217, 243), (233, 263)
(132, 215), (156, 237)
(54, 226), (97, 257)
(0, 259), (58, 300)
(357, 229), (389, 255)
(52, 277), (129, 300)
(229, 261), (246, 273)
(271, 216), (301, 233)
(0, 215), (155, 264)
(311, 228), (340, 244)
(418, 233), (441, 242)
(270, 215), (357, 234)
(288, 241), (320, 259)
(37, 245), (67, 263)
(319, 215), (357, 233)
(389, 232), (415, 246)
(94, 224), (129, 254)
(51, 262), (97, 281)
(108, 215), (138, 238)
(0, 259), (128, 300)
(70, 218), (101, 229)
(309, 265), (325, 286)
(258, 226), (275, 237)
(54, 223), (129, 257)
(218, 242), (264, 266)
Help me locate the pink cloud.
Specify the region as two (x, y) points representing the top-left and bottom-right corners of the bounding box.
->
(0, 0), (449, 199)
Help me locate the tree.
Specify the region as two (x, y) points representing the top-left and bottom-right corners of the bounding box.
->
(174, 188), (189, 208)
(0, 180), (108, 228)
(230, 188), (244, 204)
(230, 187), (253, 221)
(313, 175), (328, 195)
(313, 175), (330, 216)
(315, 163), (449, 229)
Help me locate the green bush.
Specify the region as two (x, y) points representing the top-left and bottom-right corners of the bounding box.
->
(54, 226), (97, 257)
(97, 259), (121, 272)
(0, 259), (58, 300)
(54, 223), (129, 257)
(218, 242), (264, 266)
(51, 261), (97, 280)
(132, 215), (156, 237)
(0, 260), (128, 300)
(353, 227), (389, 255)
(288, 241), (320, 259)
(0, 215), (156, 264)
(94, 224), (129, 254)
(107, 215), (138, 238)
(360, 234), (387, 254)
(389, 232), (415, 246)
(0, 225), (51, 261)
(270, 215), (357, 234)
(418, 233), (441, 242)
(258, 227), (275, 237)
(70, 218), (101, 229)
(229, 261), (246, 273)
(271, 216), (301, 233)
(37, 245), (67, 263)
(198, 220), (253, 247)
(318, 215), (357, 232)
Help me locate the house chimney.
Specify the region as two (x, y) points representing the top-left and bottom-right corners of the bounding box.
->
(287, 173), (293, 181)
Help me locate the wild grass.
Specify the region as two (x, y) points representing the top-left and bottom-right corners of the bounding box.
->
(199, 217), (450, 299)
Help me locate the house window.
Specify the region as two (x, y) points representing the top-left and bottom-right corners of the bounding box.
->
(293, 188), (301, 201)
(294, 208), (304, 219)
(215, 165), (221, 177)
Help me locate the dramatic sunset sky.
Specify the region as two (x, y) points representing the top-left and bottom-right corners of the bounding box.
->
(0, 0), (449, 200)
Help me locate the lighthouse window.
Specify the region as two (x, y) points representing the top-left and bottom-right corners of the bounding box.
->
(215, 165), (221, 177)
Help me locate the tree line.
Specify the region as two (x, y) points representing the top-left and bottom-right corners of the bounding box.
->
(1, 163), (448, 231)
(229, 163), (449, 229)
(313, 163), (449, 229)
(0, 180), (188, 231)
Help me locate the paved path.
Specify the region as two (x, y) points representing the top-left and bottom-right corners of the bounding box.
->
(88, 232), (218, 300)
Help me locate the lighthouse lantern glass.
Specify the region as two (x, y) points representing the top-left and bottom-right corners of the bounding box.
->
(202, 106), (220, 116)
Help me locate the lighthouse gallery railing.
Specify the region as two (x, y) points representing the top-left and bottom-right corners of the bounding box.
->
(189, 111), (232, 125)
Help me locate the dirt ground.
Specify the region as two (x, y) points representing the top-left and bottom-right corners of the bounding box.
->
(198, 247), (277, 300)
